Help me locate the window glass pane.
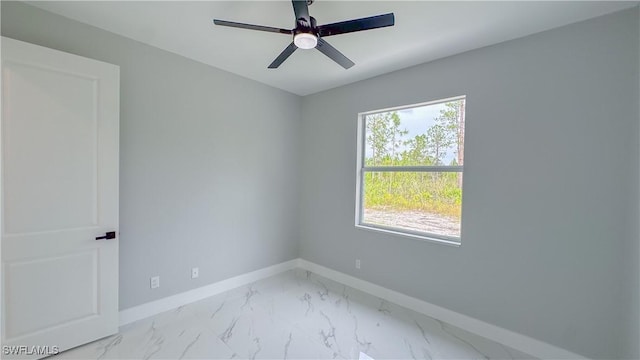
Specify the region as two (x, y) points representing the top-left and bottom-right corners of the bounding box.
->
(364, 99), (465, 167)
(362, 171), (462, 238)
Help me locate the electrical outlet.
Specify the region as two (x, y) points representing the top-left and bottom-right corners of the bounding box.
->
(150, 276), (160, 289)
(191, 267), (199, 279)
(355, 259), (361, 269)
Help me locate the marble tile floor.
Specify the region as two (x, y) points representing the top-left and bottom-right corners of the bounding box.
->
(54, 269), (534, 360)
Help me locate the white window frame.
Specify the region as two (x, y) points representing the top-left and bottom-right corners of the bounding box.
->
(355, 95), (466, 247)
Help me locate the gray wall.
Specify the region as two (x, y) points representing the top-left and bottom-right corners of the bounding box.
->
(298, 8), (639, 359)
(624, 6), (640, 359)
(1, 1), (301, 310)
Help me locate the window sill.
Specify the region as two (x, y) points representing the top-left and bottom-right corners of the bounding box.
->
(355, 223), (461, 247)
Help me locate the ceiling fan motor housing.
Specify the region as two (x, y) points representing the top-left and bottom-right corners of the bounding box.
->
(295, 16), (317, 35)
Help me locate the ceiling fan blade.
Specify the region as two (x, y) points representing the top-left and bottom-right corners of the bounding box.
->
(291, 0), (311, 27)
(317, 13), (395, 37)
(268, 42), (298, 69)
(316, 38), (354, 69)
(213, 19), (292, 35)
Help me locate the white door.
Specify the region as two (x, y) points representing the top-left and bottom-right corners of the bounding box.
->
(1, 37), (119, 359)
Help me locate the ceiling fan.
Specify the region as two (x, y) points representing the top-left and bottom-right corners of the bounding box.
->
(213, 0), (395, 69)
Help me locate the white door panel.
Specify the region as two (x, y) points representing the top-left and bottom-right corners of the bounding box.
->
(1, 37), (119, 359)
(3, 62), (98, 234)
(5, 250), (98, 338)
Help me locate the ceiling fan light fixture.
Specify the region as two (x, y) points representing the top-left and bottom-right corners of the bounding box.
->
(294, 32), (317, 49)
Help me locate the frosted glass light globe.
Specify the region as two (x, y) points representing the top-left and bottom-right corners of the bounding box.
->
(294, 33), (318, 49)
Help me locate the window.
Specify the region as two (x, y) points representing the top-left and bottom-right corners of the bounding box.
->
(355, 96), (466, 245)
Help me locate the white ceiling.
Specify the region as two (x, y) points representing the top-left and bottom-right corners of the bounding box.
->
(29, 1), (637, 96)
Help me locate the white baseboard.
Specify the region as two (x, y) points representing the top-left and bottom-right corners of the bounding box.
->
(118, 259), (298, 326)
(119, 257), (584, 359)
(297, 259), (585, 360)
